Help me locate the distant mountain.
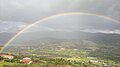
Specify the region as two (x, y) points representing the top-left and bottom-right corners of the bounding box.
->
(8, 31), (120, 47)
(87, 33), (120, 46)
(0, 30), (120, 47)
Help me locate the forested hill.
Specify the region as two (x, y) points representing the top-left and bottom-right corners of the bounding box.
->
(7, 31), (120, 46)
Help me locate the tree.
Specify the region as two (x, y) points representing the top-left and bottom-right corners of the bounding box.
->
(0, 56), (4, 60)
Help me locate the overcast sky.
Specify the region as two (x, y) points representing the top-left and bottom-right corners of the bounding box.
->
(0, 0), (120, 33)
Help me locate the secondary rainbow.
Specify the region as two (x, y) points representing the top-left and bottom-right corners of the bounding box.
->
(1, 12), (120, 52)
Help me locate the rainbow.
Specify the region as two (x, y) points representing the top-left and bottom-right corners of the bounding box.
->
(1, 12), (120, 52)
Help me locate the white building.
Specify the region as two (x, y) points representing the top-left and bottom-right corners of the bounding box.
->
(0, 54), (14, 59)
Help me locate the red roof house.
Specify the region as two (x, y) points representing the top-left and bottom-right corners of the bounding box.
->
(19, 57), (33, 64)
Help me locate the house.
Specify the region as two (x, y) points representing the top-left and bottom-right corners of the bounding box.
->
(19, 57), (33, 64)
(87, 57), (97, 59)
(0, 53), (14, 60)
(89, 60), (98, 63)
(60, 48), (65, 50)
(102, 63), (111, 67)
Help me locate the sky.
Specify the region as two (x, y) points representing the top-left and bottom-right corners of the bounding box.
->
(0, 0), (120, 33)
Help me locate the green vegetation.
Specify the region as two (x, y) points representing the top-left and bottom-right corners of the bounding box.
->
(1, 40), (120, 67)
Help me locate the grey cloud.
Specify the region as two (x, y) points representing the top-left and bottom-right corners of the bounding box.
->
(23, 15), (120, 34)
(81, 29), (120, 34)
(0, 0), (120, 22)
(0, 0), (120, 33)
(0, 20), (27, 33)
